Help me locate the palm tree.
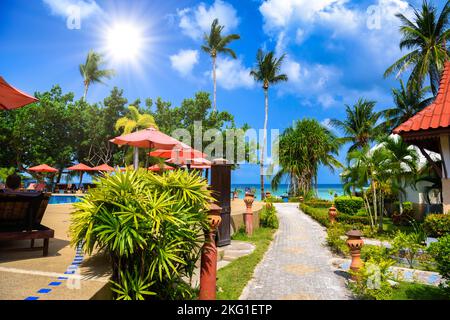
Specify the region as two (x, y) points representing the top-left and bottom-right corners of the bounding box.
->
(250, 49), (288, 200)
(384, 0), (450, 95)
(79, 50), (115, 100)
(201, 18), (240, 112)
(272, 119), (342, 197)
(382, 136), (419, 219)
(331, 99), (381, 152)
(379, 80), (433, 131)
(115, 106), (157, 169)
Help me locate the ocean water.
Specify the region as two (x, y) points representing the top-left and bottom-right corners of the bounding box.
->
(231, 184), (344, 200)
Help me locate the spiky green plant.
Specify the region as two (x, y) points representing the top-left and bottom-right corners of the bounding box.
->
(70, 169), (212, 300)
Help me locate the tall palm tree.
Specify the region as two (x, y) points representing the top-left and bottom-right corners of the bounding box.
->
(384, 0), (450, 95)
(115, 106), (157, 169)
(250, 49), (288, 199)
(79, 50), (115, 100)
(201, 18), (240, 112)
(331, 99), (381, 152)
(379, 80), (433, 131)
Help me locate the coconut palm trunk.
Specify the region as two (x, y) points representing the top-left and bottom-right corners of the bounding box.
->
(83, 82), (89, 101)
(260, 87), (269, 200)
(133, 147), (139, 170)
(213, 55), (217, 112)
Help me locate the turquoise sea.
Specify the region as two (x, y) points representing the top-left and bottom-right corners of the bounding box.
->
(231, 184), (344, 201)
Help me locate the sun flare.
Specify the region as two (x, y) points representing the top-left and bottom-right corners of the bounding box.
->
(105, 22), (143, 62)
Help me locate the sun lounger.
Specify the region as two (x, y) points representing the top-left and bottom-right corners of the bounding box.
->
(0, 192), (54, 256)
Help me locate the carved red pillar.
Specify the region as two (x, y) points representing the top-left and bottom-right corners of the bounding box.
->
(346, 230), (364, 280)
(243, 192), (255, 236)
(199, 203), (222, 300)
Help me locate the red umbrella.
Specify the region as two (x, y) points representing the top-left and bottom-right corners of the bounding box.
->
(67, 163), (95, 188)
(148, 164), (175, 172)
(0, 76), (38, 110)
(110, 127), (183, 170)
(110, 127), (181, 149)
(28, 164), (58, 173)
(92, 164), (115, 172)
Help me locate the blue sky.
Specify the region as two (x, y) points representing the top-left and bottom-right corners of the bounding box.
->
(0, 0), (434, 184)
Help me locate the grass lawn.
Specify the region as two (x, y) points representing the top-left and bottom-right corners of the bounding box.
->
(390, 282), (449, 300)
(216, 227), (276, 300)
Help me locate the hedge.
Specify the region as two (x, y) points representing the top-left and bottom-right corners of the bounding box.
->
(299, 203), (330, 227)
(334, 196), (364, 215)
(423, 214), (450, 238)
(304, 199), (332, 208)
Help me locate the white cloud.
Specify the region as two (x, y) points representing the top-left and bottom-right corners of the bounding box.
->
(177, 0), (239, 40)
(42, 0), (102, 19)
(321, 118), (334, 130)
(170, 49), (199, 77)
(259, 0), (415, 109)
(214, 57), (254, 90)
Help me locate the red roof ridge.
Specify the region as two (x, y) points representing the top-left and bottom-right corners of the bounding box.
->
(393, 61), (450, 134)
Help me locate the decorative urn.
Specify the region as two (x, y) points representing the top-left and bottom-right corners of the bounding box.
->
(328, 204), (337, 224)
(345, 229), (364, 277)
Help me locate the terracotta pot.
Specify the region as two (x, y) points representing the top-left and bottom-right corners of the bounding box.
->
(299, 196), (304, 203)
(346, 230), (364, 279)
(328, 205), (337, 224)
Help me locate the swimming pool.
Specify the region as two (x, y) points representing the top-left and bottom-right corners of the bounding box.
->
(49, 195), (83, 204)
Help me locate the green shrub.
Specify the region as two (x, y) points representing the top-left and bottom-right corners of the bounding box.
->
(70, 169), (211, 300)
(326, 224), (348, 256)
(288, 196), (302, 202)
(300, 203), (330, 227)
(264, 196), (283, 203)
(349, 256), (395, 300)
(428, 234), (450, 282)
(304, 199), (332, 208)
(423, 214), (450, 237)
(391, 231), (426, 268)
(337, 213), (370, 225)
(334, 196), (364, 215)
(260, 203), (279, 229)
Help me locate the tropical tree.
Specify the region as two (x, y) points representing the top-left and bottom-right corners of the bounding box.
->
(331, 99), (382, 152)
(79, 50), (115, 100)
(384, 0), (450, 96)
(382, 135), (419, 218)
(115, 106), (157, 169)
(201, 18), (240, 112)
(379, 80), (433, 131)
(250, 49), (288, 200)
(272, 119), (341, 197)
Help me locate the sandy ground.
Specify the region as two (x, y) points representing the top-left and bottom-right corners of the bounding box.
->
(0, 199), (262, 300)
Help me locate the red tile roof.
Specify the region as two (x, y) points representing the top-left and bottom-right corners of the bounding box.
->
(393, 62), (450, 134)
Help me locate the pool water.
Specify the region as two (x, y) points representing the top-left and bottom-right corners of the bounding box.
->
(49, 195), (83, 204)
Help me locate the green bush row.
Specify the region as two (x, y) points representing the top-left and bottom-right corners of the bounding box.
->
(423, 214), (450, 237)
(299, 203), (330, 227)
(303, 199), (332, 208)
(334, 196), (364, 215)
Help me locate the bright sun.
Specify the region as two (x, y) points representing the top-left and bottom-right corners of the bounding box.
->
(105, 22), (143, 61)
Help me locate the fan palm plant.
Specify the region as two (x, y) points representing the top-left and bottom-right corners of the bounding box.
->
(115, 106), (157, 169)
(384, 0), (450, 95)
(79, 50), (115, 100)
(271, 119), (341, 198)
(379, 80), (433, 131)
(331, 99), (382, 152)
(250, 49), (288, 200)
(201, 18), (240, 112)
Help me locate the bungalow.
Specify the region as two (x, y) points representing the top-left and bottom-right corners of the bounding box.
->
(393, 61), (450, 214)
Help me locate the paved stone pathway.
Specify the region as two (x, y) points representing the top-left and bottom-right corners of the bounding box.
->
(240, 203), (352, 300)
